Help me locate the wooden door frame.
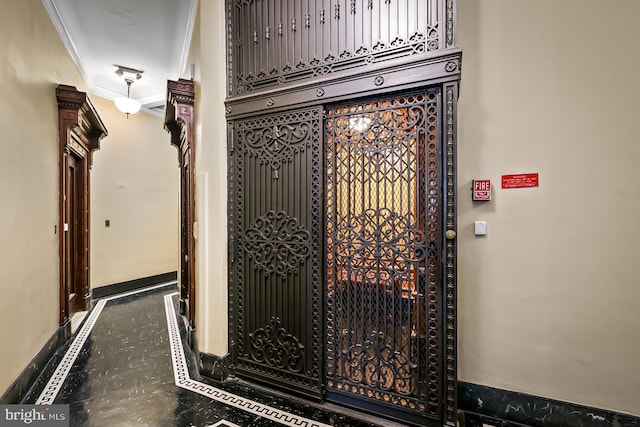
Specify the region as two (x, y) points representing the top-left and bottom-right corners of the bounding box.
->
(164, 79), (196, 334)
(57, 85), (108, 325)
(65, 153), (84, 314)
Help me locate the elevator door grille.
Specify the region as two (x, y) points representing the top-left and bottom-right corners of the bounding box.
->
(230, 107), (323, 398)
(325, 90), (442, 419)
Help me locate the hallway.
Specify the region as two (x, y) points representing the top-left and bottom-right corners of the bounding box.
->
(22, 284), (395, 427)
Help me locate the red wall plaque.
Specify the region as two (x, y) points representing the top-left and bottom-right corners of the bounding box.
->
(502, 173), (539, 189)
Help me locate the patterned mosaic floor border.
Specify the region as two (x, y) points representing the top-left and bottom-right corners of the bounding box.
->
(206, 421), (241, 427)
(33, 282), (333, 427)
(36, 282), (177, 405)
(163, 293), (333, 427)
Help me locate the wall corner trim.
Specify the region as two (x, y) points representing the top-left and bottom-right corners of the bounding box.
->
(199, 352), (231, 382)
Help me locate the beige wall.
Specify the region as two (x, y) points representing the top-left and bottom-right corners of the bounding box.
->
(183, 1), (229, 355)
(457, 0), (640, 416)
(0, 0), (87, 394)
(90, 98), (179, 288)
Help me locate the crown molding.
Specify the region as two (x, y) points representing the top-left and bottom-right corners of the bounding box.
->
(42, 0), (91, 88)
(177, 0), (199, 78)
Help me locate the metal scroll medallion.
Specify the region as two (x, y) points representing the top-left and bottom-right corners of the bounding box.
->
(249, 317), (305, 373)
(244, 210), (311, 279)
(241, 117), (312, 178)
(325, 90), (443, 419)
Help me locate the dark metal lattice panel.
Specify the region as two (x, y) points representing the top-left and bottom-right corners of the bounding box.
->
(229, 107), (323, 397)
(325, 90), (443, 420)
(227, 0), (456, 97)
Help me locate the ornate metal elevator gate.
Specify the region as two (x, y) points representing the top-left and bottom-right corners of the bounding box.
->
(225, 0), (460, 424)
(324, 90), (444, 422)
(229, 107), (324, 398)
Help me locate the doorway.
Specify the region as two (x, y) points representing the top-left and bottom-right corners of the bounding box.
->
(165, 79), (196, 338)
(65, 153), (85, 316)
(324, 90), (443, 423)
(56, 85), (108, 326)
(179, 148), (195, 326)
(229, 87), (452, 424)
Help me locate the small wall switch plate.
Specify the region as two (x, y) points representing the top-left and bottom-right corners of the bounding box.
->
(475, 221), (487, 236)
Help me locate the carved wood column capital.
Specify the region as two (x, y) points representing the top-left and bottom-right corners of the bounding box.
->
(165, 79), (195, 151)
(56, 85), (108, 165)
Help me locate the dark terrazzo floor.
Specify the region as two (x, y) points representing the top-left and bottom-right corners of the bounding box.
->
(22, 285), (399, 427)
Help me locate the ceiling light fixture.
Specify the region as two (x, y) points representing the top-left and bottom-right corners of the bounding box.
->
(114, 65), (144, 118)
(349, 116), (372, 133)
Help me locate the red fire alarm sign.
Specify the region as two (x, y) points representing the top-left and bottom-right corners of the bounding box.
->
(502, 173), (539, 189)
(472, 179), (491, 201)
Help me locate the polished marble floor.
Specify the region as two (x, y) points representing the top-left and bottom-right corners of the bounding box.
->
(23, 284), (400, 427)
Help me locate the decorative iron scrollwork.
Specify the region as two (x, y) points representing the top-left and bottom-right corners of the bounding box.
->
(240, 122), (311, 173)
(244, 210), (311, 279)
(343, 331), (416, 394)
(229, 2), (439, 95)
(249, 317), (305, 373)
(446, 0), (455, 47)
(230, 106), (323, 395)
(444, 84), (457, 424)
(325, 91), (441, 415)
(334, 208), (426, 270)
